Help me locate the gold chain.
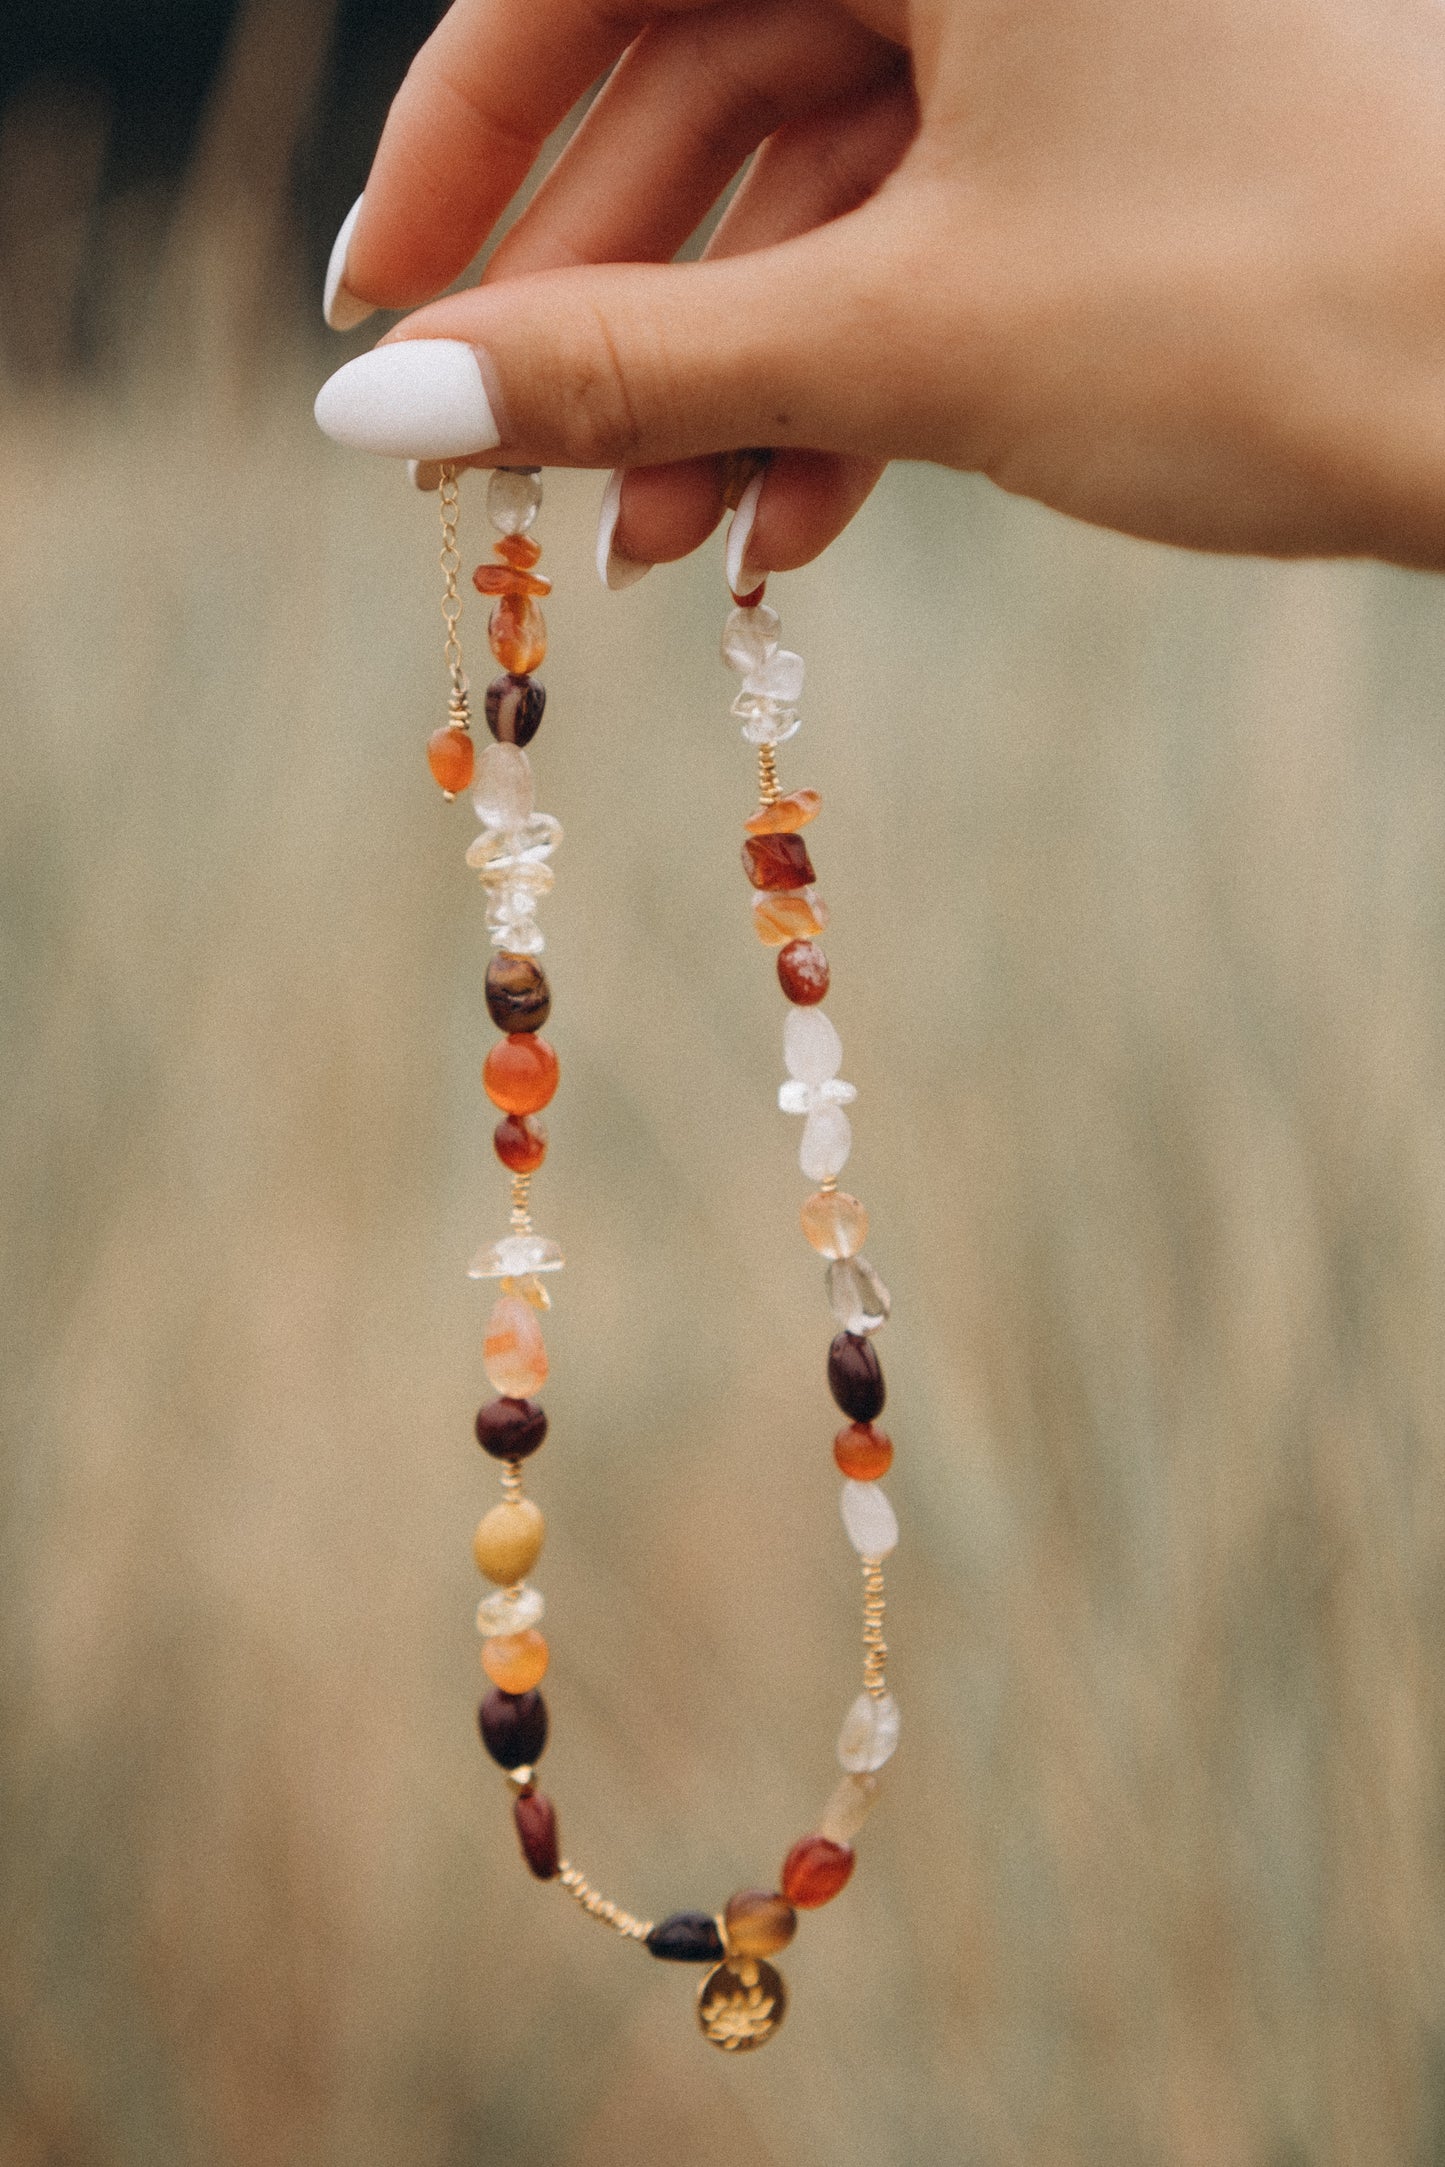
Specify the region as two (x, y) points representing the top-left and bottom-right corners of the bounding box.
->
(438, 465), (470, 723)
(862, 1561), (888, 1698)
(556, 1863), (653, 1942)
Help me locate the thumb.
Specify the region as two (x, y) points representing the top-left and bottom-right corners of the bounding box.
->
(313, 207), (928, 470)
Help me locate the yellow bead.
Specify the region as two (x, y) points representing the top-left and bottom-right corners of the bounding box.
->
(481, 1628), (549, 1692)
(722, 1888), (797, 1959)
(800, 1189), (868, 1259)
(484, 1293), (548, 1397)
(473, 1497), (545, 1584)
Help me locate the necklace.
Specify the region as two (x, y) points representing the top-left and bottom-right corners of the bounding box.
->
(423, 458), (899, 2052)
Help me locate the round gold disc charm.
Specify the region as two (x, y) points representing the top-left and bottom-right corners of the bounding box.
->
(696, 1958), (787, 2051)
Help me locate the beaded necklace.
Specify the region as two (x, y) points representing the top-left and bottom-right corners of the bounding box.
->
(423, 459), (898, 2053)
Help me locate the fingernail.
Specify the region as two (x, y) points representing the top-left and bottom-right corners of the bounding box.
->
(595, 468), (652, 589)
(323, 196), (375, 332)
(408, 459), (445, 491)
(314, 341), (499, 460)
(726, 470), (766, 595)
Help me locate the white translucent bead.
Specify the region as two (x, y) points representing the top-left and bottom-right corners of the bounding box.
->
(473, 742), (534, 825)
(466, 814), (562, 870)
(476, 1583), (544, 1636)
(784, 1006), (843, 1084)
(485, 893), (545, 952)
(743, 648), (805, 704)
(800, 1104), (852, 1180)
(779, 1077), (856, 1115)
(837, 1689), (900, 1773)
(840, 1479), (898, 1560)
(721, 603), (781, 673)
(826, 1255), (891, 1335)
(468, 1232), (565, 1280)
(818, 1770), (881, 1845)
(735, 695), (802, 748)
(487, 467), (542, 536)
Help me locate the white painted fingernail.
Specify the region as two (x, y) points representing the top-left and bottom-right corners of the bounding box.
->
(324, 196), (375, 332)
(726, 470), (766, 594)
(408, 459), (445, 492)
(595, 468), (652, 590)
(314, 341), (499, 460)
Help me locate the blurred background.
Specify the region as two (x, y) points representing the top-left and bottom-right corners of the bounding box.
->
(6, 3), (1445, 2162)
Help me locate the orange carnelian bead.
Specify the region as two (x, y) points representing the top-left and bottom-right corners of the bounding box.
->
(834, 1422), (893, 1480)
(481, 1628), (550, 1693)
(745, 790), (822, 836)
(494, 1113), (547, 1173)
(780, 1834), (855, 1908)
(483, 1293), (548, 1397)
(473, 563), (552, 598)
(427, 725), (474, 796)
(495, 533), (542, 569)
(483, 1034), (559, 1114)
(742, 833), (815, 892)
(488, 593), (547, 673)
(753, 888), (828, 947)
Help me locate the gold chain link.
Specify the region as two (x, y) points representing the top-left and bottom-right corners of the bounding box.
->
(438, 465), (469, 721)
(862, 1561), (888, 1698)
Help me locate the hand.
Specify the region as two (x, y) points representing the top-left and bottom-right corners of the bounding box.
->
(314, 0), (1445, 574)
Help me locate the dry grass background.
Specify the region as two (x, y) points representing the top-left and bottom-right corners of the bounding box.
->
(6, 34), (1445, 2167)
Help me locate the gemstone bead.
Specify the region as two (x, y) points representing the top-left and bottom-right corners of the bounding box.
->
(645, 1912), (725, 1963)
(495, 532), (542, 569)
(482, 1627), (549, 1692)
(752, 889), (828, 947)
(780, 1835), (855, 1909)
(475, 1396), (548, 1461)
(485, 673), (546, 748)
(801, 1189), (867, 1259)
(489, 593), (547, 674)
(743, 648), (805, 704)
(493, 1113), (547, 1173)
(476, 1583), (544, 1635)
(837, 1689), (900, 1773)
(473, 1496), (545, 1584)
(483, 1033), (559, 1114)
(514, 1788), (560, 1878)
(800, 1104), (852, 1182)
(474, 561), (552, 598)
(469, 1231), (563, 1279)
(826, 1255), (891, 1335)
(785, 1006), (843, 1083)
(840, 1478), (898, 1560)
(485, 953), (550, 1034)
(483, 1294), (548, 1397)
(745, 790), (821, 836)
(487, 468), (542, 535)
(473, 742), (534, 826)
(742, 833), (815, 892)
(828, 1332), (885, 1421)
(819, 1770), (881, 1844)
(834, 1422), (893, 1480)
(427, 724), (474, 796)
(721, 603), (781, 673)
(478, 1685), (548, 1768)
(722, 1889), (797, 1959)
(777, 938), (829, 1005)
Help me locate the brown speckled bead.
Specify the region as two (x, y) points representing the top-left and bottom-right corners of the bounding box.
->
(742, 832), (815, 892)
(828, 1332), (886, 1423)
(513, 1788), (560, 1878)
(485, 674), (546, 748)
(777, 939), (829, 1005)
(485, 953), (550, 1034)
(723, 1889), (797, 1959)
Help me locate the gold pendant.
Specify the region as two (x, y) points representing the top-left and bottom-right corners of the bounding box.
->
(696, 1958), (787, 2050)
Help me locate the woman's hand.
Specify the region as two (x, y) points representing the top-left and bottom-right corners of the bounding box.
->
(314, 0), (1445, 574)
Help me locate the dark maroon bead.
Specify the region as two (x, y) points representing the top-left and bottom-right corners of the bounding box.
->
(475, 1397), (548, 1461)
(485, 673), (546, 748)
(827, 1332), (885, 1423)
(478, 1687), (548, 1769)
(742, 832), (815, 891)
(645, 1911), (726, 1962)
(513, 1789), (560, 1878)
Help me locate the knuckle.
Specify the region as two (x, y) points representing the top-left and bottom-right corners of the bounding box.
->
(544, 303), (648, 467)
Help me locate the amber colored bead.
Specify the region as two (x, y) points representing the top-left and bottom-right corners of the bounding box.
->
(483, 1033), (559, 1114)
(780, 1834), (856, 1909)
(478, 1686), (548, 1768)
(645, 1912), (725, 1962)
(834, 1422), (893, 1480)
(753, 888), (828, 947)
(488, 593), (547, 674)
(493, 1113), (547, 1173)
(742, 833), (815, 892)
(475, 1396), (548, 1461)
(801, 1188), (868, 1259)
(484, 1294), (548, 1397)
(514, 1788), (560, 1878)
(473, 1496), (545, 1584)
(745, 790), (821, 836)
(473, 562), (552, 598)
(775, 939), (828, 1005)
(485, 953), (551, 1033)
(495, 533), (543, 570)
(482, 1627), (549, 1692)
(828, 1332), (886, 1422)
(485, 673), (546, 749)
(426, 724), (474, 796)
(723, 1889), (797, 1959)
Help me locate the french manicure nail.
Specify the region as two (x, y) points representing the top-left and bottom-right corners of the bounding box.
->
(726, 470), (766, 596)
(595, 468), (652, 590)
(323, 196), (375, 332)
(314, 341), (500, 460)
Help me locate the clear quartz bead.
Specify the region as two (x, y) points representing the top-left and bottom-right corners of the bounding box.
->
(743, 649), (805, 704)
(837, 1689), (900, 1773)
(819, 1771), (881, 1845)
(826, 1254), (891, 1334)
(800, 1103), (852, 1180)
(785, 1007), (843, 1084)
(468, 1232), (565, 1279)
(733, 692), (801, 748)
(476, 1583), (545, 1636)
(473, 742), (534, 826)
(840, 1478), (898, 1560)
(466, 814), (561, 870)
(487, 468), (543, 535)
(485, 893), (545, 952)
(721, 603), (781, 673)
